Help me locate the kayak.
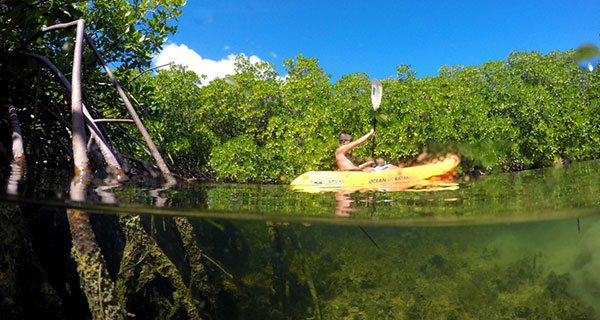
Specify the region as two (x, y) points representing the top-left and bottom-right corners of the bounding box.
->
(290, 154), (460, 192)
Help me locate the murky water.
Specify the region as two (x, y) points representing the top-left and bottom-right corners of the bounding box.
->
(1, 160), (600, 319)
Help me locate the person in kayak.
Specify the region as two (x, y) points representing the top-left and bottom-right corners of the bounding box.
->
(335, 129), (397, 172)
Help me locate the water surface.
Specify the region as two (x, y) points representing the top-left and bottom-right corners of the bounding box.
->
(1, 160), (600, 319)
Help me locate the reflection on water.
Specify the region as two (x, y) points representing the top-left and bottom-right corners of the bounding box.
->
(335, 191), (357, 216)
(4, 159), (600, 225)
(6, 161), (24, 195)
(1, 160), (600, 318)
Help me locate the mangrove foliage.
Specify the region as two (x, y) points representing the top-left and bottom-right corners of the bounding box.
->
(131, 50), (600, 182)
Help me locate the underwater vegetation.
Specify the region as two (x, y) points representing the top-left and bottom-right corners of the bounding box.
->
(1, 199), (599, 319)
(237, 220), (599, 320)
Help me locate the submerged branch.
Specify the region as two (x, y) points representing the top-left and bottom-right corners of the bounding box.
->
(69, 178), (127, 320)
(202, 253), (234, 280)
(116, 215), (202, 319)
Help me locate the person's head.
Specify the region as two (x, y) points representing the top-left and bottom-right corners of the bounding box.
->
(339, 131), (352, 145)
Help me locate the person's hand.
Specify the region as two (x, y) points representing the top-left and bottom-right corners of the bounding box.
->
(359, 160), (375, 169)
(370, 129), (377, 137)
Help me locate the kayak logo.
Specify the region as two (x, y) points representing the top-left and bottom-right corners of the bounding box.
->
(369, 178), (386, 184)
(311, 179), (342, 185)
(394, 176), (409, 181)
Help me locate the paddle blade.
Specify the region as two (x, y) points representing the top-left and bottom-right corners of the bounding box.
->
(370, 79), (382, 111)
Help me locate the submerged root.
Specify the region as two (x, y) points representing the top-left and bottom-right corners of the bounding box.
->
(0, 204), (64, 319)
(68, 209), (127, 320)
(70, 246), (127, 320)
(173, 217), (225, 313)
(116, 215), (203, 320)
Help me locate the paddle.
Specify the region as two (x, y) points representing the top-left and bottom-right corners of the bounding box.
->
(366, 80), (384, 247)
(370, 79), (382, 160)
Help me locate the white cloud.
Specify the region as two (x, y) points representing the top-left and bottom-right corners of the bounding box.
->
(153, 43), (263, 83)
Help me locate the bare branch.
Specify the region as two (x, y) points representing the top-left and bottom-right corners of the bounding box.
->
(26, 53), (127, 181)
(116, 127), (152, 157)
(46, 126), (74, 159)
(84, 32), (174, 182)
(124, 90), (164, 141)
(94, 119), (135, 124)
(39, 104), (72, 129)
(128, 62), (173, 85)
(41, 21), (80, 32)
(11, 21), (81, 56)
(71, 20), (89, 177)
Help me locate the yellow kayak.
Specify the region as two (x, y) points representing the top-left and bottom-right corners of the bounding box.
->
(290, 154), (460, 192)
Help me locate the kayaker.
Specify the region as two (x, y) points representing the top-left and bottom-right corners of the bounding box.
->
(335, 129), (397, 172)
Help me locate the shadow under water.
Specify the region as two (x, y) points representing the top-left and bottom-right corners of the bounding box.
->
(1, 160), (600, 319)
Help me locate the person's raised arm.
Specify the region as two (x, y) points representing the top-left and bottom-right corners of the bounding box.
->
(336, 129), (376, 155)
(355, 129), (375, 145)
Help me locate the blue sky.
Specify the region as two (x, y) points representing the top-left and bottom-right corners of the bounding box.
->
(154, 0), (600, 83)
